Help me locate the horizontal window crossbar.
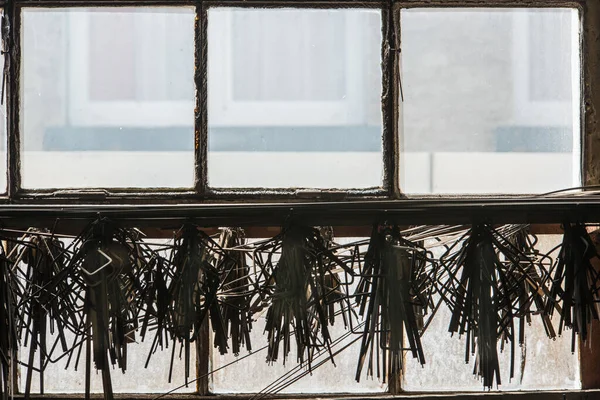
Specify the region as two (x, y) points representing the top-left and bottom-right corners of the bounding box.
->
(1, 0), (586, 5)
(0, 197), (599, 229)
(3, 0), (388, 7)
(7, 390), (600, 399)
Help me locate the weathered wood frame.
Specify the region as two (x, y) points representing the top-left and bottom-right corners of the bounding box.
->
(4, 0), (596, 203)
(2, 0), (600, 397)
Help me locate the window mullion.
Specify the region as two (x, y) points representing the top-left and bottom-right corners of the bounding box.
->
(6, 3), (21, 199)
(196, 3), (210, 387)
(196, 320), (211, 395)
(580, 0), (600, 390)
(384, 2), (403, 393)
(196, 2), (208, 195)
(382, 3), (400, 199)
(583, 0), (600, 188)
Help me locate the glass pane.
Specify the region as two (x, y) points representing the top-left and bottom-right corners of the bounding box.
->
(21, 8), (195, 189)
(207, 9), (383, 189)
(17, 238), (196, 394)
(403, 235), (581, 391)
(401, 8), (580, 194)
(212, 315), (385, 393)
(19, 332), (196, 393)
(211, 238), (385, 394)
(232, 12), (346, 102)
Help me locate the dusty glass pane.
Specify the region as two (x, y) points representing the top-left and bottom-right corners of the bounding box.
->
(21, 8), (195, 189)
(211, 314), (385, 393)
(17, 239), (196, 394)
(19, 332), (197, 394)
(207, 8), (383, 189)
(211, 238), (385, 393)
(401, 9), (580, 194)
(403, 235), (581, 391)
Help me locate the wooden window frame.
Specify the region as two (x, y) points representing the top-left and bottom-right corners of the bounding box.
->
(13, 0), (394, 200)
(3, 0), (595, 203)
(2, 0), (600, 398)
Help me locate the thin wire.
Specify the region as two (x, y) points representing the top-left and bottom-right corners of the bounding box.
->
(251, 322), (366, 400)
(534, 184), (600, 197)
(152, 344), (270, 400)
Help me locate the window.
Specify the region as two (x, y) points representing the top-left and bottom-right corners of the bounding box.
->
(1, 0), (600, 398)
(400, 8), (581, 194)
(9, 226), (586, 397)
(21, 8), (196, 189)
(19, 332), (197, 393)
(403, 234), (580, 392)
(207, 8), (384, 189)
(11, 3), (587, 197)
